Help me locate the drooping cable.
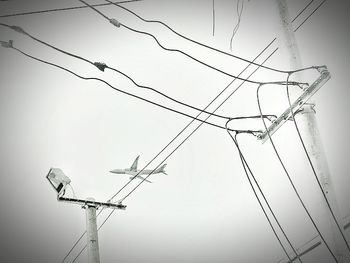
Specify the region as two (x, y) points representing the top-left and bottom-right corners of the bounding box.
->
(229, 0), (244, 51)
(0, 0), (143, 18)
(257, 80), (339, 262)
(103, 0), (315, 75)
(2, 43), (251, 133)
(286, 73), (350, 254)
(79, 0), (309, 86)
(0, 22), (236, 121)
(226, 128), (301, 263)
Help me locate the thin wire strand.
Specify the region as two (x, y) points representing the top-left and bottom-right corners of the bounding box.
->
(0, 23), (236, 121)
(80, 0), (309, 86)
(286, 74), (350, 254)
(257, 81), (339, 262)
(212, 0), (215, 36)
(229, 0), (244, 51)
(226, 129), (301, 262)
(0, 0), (143, 18)
(291, 0), (315, 23)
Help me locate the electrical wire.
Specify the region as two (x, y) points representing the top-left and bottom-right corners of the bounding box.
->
(294, 0), (327, 32)
(58, 1), (326, 260)
(103, 0), (311, 75)
(226, 128), (302, 262)
(229, 0), (244, 51)
(0, 0), (143, 18)
(79, 0), (309, 86)
(257, 81), (339, 262)
(291, 0), (315, 23)
(3, 44), (253, 134)
(0, 22), (239, 121)
(286, 73), (350, 254)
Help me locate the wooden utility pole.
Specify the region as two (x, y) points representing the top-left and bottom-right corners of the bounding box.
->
(273, 1), (349, 262)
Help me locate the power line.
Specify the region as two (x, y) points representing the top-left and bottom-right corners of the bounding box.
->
(291, 0), (315, 23)
(4, 44), (256, 134)
(0, 0), (143, 18)
(226, 129), (302, 262)
(257, 82), (339, 262)
(294, 0), (327, 32)
(103, 0), (311, 75)
(57, 1), (325, 260)
(79, 0), (308, 86)
(286, 75), (350, 254)
(0, 22), (237, 121)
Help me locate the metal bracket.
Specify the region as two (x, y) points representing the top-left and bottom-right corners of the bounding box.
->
(58, 196), (126, 210)
(257, 67), (330, 143)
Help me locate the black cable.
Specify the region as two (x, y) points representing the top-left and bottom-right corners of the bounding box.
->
(294, 0), (327, 32)
(226, 128), (301, 263)
(0, 0), (143, 18)
(291, 0), (315, 23)
(0, 22), (237, 121)
(5, 45), (248, 134)
(80, 0), (308, 86)
(257, 82), (339, 262)
(286, 74), (350, 254)
(103, 0), (315, 75)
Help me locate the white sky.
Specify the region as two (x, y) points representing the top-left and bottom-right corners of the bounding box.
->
(0, 0), (349, 262)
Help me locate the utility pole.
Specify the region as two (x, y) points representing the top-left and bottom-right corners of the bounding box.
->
(272, 1), (349, 262)
(85, 198), (100, 263)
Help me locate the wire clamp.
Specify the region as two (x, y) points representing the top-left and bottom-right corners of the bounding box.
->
(94, 62), (107, 72)
(0, 40), (13, 48)
(9, 25), (26, 34)
(109, 18), (121, 27)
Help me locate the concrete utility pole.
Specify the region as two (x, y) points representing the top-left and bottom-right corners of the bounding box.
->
(85, 198), (100, 263)
(273, 0), (349, 262)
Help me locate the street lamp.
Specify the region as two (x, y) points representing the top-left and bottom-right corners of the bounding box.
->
(46, 168), (126, 263)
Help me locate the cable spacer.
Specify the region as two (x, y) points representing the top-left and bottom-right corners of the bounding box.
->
(94, 62), (108, 72)
(9, 25), (26, 34)
(0, 40), (13, 48)
(109, 18), (121, 27)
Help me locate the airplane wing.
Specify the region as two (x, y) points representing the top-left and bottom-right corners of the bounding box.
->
(130, 156), (139, 172)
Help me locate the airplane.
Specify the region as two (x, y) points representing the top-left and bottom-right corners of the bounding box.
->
(110, 156), (167, 183)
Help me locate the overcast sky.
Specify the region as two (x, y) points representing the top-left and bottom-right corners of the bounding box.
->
(0, 0), (349, 262)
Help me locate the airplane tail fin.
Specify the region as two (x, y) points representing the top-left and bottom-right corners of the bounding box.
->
(156, 164), (167, 175)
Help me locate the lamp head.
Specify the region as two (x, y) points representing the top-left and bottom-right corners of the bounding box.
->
(46, 168), (71, 196)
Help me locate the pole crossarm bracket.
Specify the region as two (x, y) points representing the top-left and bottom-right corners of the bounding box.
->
(257, 67), (331, 143)
(58, 196), (127, 210)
